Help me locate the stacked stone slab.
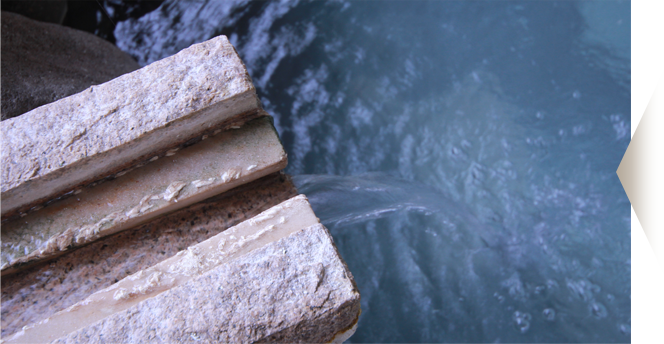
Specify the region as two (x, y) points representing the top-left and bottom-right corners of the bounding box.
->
(1, 35), (274, 274)
(1, 117), (287, 274)
(1, 173), (299, 338)
(4, 196), (361, 343)
(1, 35), (261, 219)
(1, 35), (360, 342)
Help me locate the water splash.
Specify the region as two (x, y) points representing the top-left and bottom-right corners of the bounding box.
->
(293, 173), (629, 342)
(294, 173), (458, 227)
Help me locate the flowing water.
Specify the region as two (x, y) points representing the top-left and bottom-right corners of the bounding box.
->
(108, 0), (631, 342)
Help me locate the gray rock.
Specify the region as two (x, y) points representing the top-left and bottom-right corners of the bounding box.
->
(50, 223), (360, 343)
(1, 33), (260, 218)
(1, 11), (137, 120)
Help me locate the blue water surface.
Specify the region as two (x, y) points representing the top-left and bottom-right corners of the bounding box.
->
(112, 1), (631, 342)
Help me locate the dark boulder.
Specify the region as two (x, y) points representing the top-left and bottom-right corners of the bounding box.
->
(1, 0), (68, 24)
(1, 11), (140, 120)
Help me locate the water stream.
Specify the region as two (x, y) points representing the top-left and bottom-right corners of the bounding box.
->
(105, 0), (630, 341)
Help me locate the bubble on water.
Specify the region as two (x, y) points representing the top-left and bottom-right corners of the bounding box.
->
(546, 279), (560, 291)
(567, 279), (591, 301)
(619, 323), (631, 335)
(542, 308), (556, 321)
(572, 124), (587, 135)
(502, 273), (527, 301)
(590, 301), (608, 318)
(609, 113), (628, 140)
(513, 311), (532, 333)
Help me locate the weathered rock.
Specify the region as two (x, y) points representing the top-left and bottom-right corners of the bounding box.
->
(59, 224), (360, 344)
(1, 1), (68, 25)
(5, 198), (361, 344)
(1, 172), (299, 338)
(1, 34), (260, 218)
(1, 117), (286, 274)
(1, 11), (137, 120)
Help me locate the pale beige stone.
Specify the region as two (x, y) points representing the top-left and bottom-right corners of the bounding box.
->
(1, 118), (286, 274)
(5, 199), (361, 344)
(1, 34), (260, 217)
(1, 172), (299, 338)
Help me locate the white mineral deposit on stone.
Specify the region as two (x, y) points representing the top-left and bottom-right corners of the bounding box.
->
(139, 204), (154, 213)
(169, 247), (204, 276)
(247, 164), (257, 171)
(162, 181), (187, 202)
(113, 288), (130, 301)
(221, 168), (242, 183)
(192, 178), (215, 188)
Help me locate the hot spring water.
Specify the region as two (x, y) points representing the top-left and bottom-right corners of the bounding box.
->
(104, 0), (631, 341)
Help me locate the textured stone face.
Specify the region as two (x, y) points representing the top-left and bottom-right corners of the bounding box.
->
(1, 117), (286, 274)
(1, 173), (299, 338)
(1, 34), (260, 217)
(55, 224), (360, 344)
(5, 211), (361, 343)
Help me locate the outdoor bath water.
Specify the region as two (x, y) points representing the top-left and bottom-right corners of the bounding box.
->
(107, 0), (631, 342)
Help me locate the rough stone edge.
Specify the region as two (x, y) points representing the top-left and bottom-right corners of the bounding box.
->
(47, 224), (361, 344)
(1, 116), (285, 275)
(1, 35), (260, 218)
(0, 172), (299, 338)
(1, 108), (266, 223)
(255, 224), (362, 343)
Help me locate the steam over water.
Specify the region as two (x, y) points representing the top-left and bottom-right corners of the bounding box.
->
(114, 1), (630, 342)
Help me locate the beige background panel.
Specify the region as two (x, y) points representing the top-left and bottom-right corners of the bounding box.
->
(617, 68), (664, 276)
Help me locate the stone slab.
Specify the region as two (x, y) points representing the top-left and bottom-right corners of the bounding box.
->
(1, 34), (260, 218)
(9, 223), (361, 343)
(105, 222), (361, 344)
(1, 117), (286, 274)
(1, 172), (299, 338)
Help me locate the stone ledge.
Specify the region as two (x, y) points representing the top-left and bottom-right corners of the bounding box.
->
(1, 173), (298, 338)
(5, 198), (361, 343)
(57, 223), (360, 344)
(1, 34), (259, 218)
(1, 117), (286, 274)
